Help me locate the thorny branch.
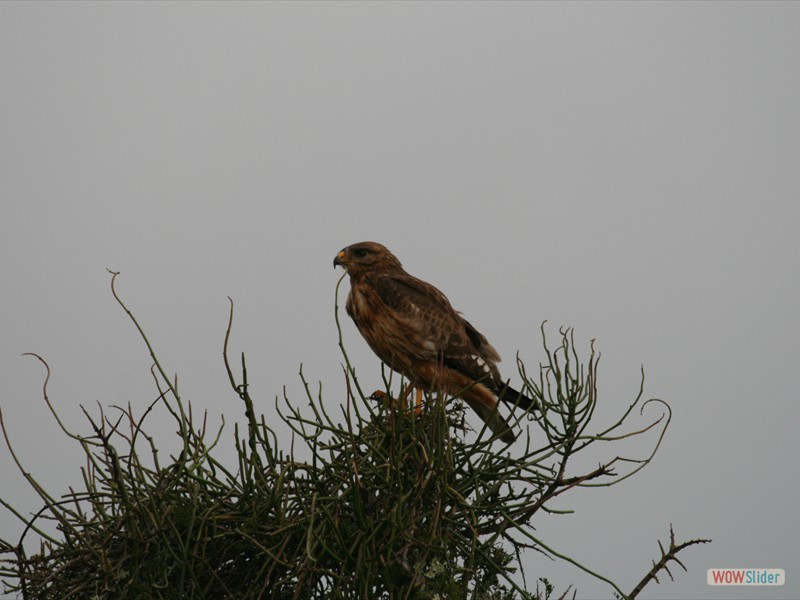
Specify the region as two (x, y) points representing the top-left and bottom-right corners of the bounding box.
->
(627, 525), (712, 599)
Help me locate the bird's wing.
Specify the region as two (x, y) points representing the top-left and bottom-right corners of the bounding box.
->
(374, 273), (502, 384)
(372, 272), (458, 359)
(442, 317), (503, 387)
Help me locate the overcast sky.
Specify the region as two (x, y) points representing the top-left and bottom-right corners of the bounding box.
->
(1, 2), (798, 598)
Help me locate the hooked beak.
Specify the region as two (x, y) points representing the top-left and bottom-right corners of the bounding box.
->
(333, 250), (346, 269)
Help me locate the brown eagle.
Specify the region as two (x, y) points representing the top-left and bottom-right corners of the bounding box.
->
(334, 241), (535, 443)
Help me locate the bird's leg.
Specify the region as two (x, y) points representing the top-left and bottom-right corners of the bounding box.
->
(371, 388), (421, 416)
(398, 384), (414, 410)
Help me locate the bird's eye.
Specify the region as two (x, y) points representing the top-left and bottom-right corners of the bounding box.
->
(354, 248), (369, 258)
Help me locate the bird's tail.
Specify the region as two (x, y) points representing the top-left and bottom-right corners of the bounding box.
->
(461, 397), (517, 444)
(496, 384), (537, 412)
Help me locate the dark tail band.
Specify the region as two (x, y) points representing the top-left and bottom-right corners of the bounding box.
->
(496, 384), (537, 411)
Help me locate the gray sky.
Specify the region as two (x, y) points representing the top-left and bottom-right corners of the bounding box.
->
(1, 2), (798, 598)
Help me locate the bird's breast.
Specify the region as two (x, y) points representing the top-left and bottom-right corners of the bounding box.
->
(346, 284), (421, 373)
(350, 287), (369, 316)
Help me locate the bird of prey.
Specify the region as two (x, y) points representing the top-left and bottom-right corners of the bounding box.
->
(334, 241), (535, 443)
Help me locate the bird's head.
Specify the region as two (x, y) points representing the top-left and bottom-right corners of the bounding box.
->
(333, 241), (402, 275)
